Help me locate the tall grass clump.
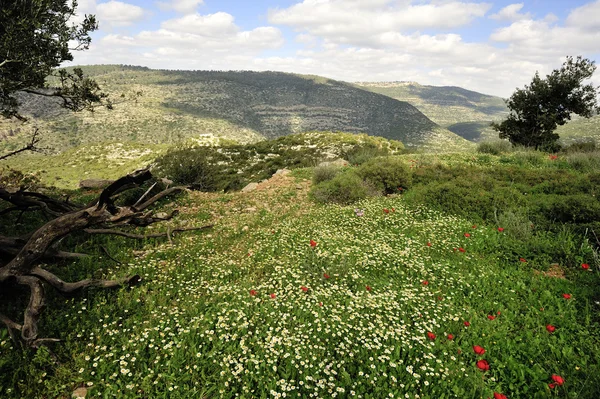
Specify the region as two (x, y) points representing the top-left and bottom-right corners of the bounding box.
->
(357, 156), (412, 194)
(310, 170), (376, 204)
(312, 164), (342, 185)
(477, 140), (512, 155)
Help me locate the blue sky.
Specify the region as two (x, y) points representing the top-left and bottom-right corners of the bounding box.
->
(71, 0), (600, 97)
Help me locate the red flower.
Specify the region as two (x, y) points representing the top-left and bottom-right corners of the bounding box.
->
(562, 293), (571, 300)
(476, 359), (490, 371)
(493, 393), (508, 399)
(301, 286), (308, 292)
(383, 208), (390, 214)
(552, 374), (564, 386)
(464, 233), (471, 238)
(427, 242), (432, 247)
(319, 302), (323, 307)
(366, 285), (372, 291)
(546, 324), (556, 333)
(249, 290), (257, 296)
(397, 187), (403, 191)
(472, 225), (477, 229)
(519, 257), (527, 262)
(447, 334), (454, 340)
(270, 293), (276, 299)
(422, 280), (429, 286)
(548, 383), (556, 389)
(549, 154), (558, 160)
(458, 247), (466, 253)
(427, 331), (436, 340)
(498, 227), (504, 232)
(323, 273), (330, 279)
(391, 208), (395, 212)
(310, 239), (317, 247)
(497, 311), (501, 315)
(464, 321), (471, 327)
(473, 345), (486, 355)
(582, 263), (590, 270)
(487, 315), (496, 320)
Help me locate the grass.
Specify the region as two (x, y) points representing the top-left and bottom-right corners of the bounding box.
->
(1, 155), (600, 398)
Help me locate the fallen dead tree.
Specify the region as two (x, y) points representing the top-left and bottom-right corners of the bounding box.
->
(0, 169), (211, 347)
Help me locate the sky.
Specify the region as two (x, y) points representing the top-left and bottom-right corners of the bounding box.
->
(68, 0), (600, 97)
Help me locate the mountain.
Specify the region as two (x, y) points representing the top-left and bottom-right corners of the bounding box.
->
(355, 81), (508, 142)
(0, 66), (473, 154)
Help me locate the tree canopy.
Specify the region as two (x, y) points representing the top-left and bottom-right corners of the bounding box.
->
(0, 0), (110, 122)
(492, 56), (600, 150)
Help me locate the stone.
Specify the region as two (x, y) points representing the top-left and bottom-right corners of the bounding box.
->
(274, 168), (291, 176)
(317, 159), (349, 168)
(72, 387), (87, 398)
(79, 179), (115, 189)
(241, 182), (258, 193)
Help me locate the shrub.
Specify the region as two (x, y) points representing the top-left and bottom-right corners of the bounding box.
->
(310, 170), (375, 205)
(565, 152), (600, 172)
(153, 147), (229, 191)
(561, 140), (597, 154)
(343, 144), (389, 165)
(476, 140), (512, 155)
(312, 164), (342, 185)
(357, 156), (412, 194)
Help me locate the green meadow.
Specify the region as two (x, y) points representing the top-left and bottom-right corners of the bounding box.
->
(2, 140), (600, 398)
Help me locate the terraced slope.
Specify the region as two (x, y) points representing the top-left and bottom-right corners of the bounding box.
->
(0, 66), (473, 154)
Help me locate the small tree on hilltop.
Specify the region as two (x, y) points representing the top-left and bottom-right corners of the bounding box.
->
(493, 56), (600, 151)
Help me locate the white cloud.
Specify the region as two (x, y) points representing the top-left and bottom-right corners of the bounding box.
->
(71, 12), (283, 71)
(566, 0), (600, 31)
(68, 1), (600, 98)
(96, 1), (145, 27)
(489, 3), (531, 22)
(268, 1), (492, 47)
(156, 0), (204, 15)
(161, 12), (238, 36)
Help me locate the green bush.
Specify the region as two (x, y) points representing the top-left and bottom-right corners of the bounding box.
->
(357, 156), (412, 194)
(153, 147), (229, 191)
(476, 140), (512, 155)
(310, 170), (376, 204)
(565, 151), (600, 172)
(561, 140), (597, 153)
(343, 144), (389, 165)
(312, 164), (342, 185)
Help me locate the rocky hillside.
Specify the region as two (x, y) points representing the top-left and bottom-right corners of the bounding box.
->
(356, 81), (508, 142)
(0, 66), (472, 154)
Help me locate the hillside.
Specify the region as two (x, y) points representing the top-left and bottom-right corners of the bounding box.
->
(0, 66), (473, 154)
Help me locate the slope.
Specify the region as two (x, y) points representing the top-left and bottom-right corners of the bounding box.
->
(0, 66), (472, 154)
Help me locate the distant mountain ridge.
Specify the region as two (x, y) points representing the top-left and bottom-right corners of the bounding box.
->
(355, 81), (508, 142)
(0, 66), (473, 154)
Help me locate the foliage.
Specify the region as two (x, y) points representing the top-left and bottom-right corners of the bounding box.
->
(312, 164), (342, 185)
(477, 140), (512, 155)
(492, 56), (600, 150)
(0, 0), (109, 121)
(357, 156), (412, 194)
(153, 132), (406, 192)
(1, 174), (600, 398)
(310, 169), (375, 204)
(342, 143), (390, 165)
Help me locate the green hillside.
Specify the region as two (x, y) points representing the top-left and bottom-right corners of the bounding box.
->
(0, 66), (473, 154)
(355, 81), (508, 128)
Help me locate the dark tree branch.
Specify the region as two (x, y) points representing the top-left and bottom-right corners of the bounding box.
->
(83, 225), (213, 239)
(0, 313), (22, 343)
(29, 267), (140, 295)
(0, 128), (42, 161)
(135, 186), (187, 211)
(15, 276), (45, 343)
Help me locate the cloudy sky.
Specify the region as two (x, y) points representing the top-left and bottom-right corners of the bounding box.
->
(69, 0), (600, 97)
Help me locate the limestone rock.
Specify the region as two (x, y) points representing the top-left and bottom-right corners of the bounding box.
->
(241, 182), (258, 193)
(72, 387), (87, 398)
